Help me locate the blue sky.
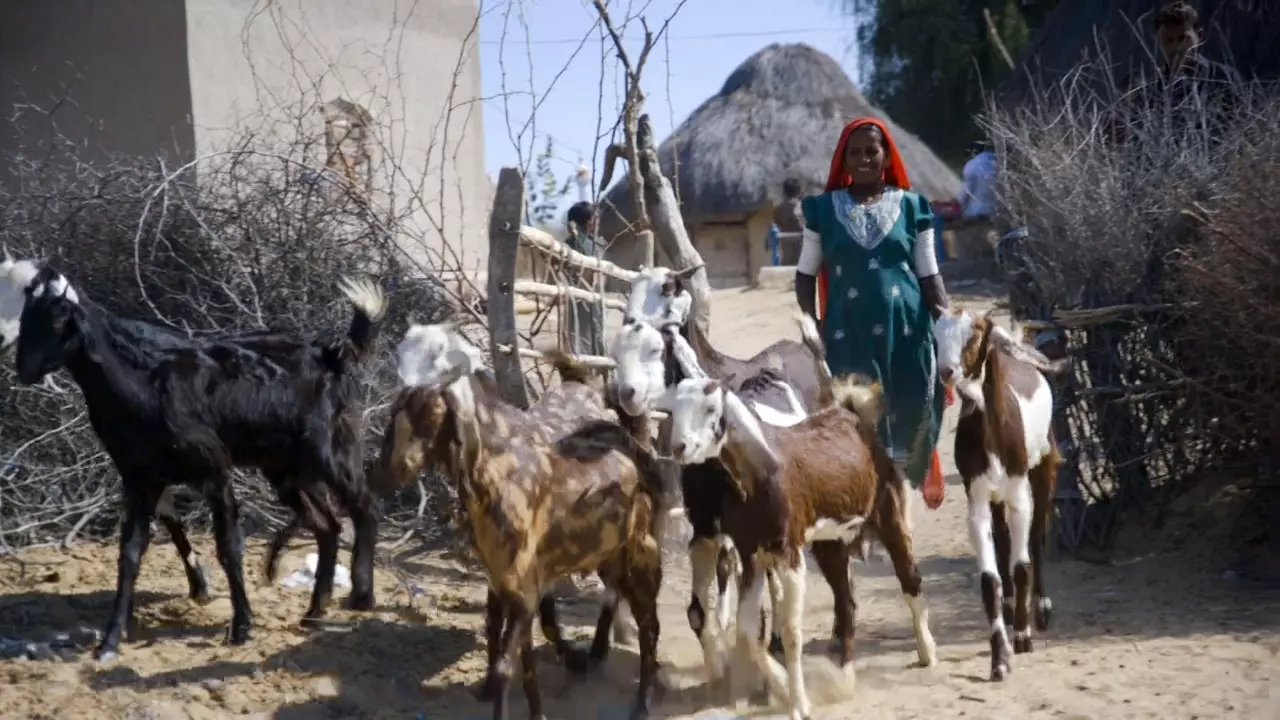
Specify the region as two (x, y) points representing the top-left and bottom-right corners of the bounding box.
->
(477, 0), (862, 213)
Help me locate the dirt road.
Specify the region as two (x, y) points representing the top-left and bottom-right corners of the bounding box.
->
(1, 286), (1277, 720)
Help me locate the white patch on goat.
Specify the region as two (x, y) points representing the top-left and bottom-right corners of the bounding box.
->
(626, 266), (694, 327)
(803, 516), (867, 544)
(749, 378), (807, 428)
(904, 593), (939, 668)
(25, 271), (79, 306)
(716, 536), (741, 635)
(734, 557), (791, 704)
(776, 555), (812, 720)
(934, 309), (983, 406)
(608, 320), (668, 416)
(337, 276), (387, 321)
(396, 323), (485, 387)
(662, 380), (780, 469)
(688, 537), (728, 683)
(967, 495), (1012, 668)
(0, 254), (39, 349)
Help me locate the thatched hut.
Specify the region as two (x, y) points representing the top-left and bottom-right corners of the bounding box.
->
(598, 43), (962, 289)
(999, 0), (1279, 104)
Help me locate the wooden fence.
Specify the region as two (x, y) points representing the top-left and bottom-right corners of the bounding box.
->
(485, 166), (641, 409)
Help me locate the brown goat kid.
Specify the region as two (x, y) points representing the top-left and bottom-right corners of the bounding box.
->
(633, 373), (938, 719)
(387, 323), (672, 720)
(935, 307), (1066, 682)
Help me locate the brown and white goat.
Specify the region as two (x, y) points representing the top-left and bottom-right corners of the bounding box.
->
(649, 373), (938, 720)
(934, 307), (1064, 682)
(389, 322), (671, 720)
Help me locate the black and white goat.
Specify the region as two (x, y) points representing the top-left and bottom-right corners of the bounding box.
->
(12, 264), (386, 660)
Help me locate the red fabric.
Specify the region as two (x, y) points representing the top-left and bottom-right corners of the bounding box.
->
(816, 117), (913, 323)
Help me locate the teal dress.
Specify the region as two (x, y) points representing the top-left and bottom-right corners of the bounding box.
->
(801, 188), (945, 488)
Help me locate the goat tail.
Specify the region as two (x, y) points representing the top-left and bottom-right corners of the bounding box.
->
(543, 349), (593, 385)
(338, 276), (388, 359)
(794, 311), (834, 404)
(831, 373), (884, 429)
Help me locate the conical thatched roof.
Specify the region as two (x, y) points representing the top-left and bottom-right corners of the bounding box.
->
(999, 0), (1280, 104)
(600, 43), (961, 235)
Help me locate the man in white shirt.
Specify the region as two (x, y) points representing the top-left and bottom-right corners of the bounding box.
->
(958, 141), (997, 221)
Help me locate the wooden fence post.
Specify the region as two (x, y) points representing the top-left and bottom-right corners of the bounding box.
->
(487, 167), (532, 410)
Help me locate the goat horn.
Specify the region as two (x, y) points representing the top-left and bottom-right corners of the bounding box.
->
(673, 264), (703, 280)
(1, 244), (11, 264)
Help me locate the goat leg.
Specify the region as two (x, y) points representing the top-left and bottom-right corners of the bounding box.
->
(811, 540), (856, 670)
(491, 598), (532, 720)
(991, 502), (1015, 626)
(329, 464), (378, 611)
(623, 578), (661, 720)
(474, 589), (504, 702)
(262, 514), (301, 586)
(154, 490), (212, 604)
(535, 594), (590, 674)
(1007, 485), (1035, 655)
(207, 482), (253, 646)
(95, 490), (156, 661)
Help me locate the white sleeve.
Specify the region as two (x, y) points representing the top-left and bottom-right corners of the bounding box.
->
(914, 227), (940, 278)
(797, 228), (823, 275)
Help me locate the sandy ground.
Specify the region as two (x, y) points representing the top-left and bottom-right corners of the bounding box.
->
(2, 286), (1279, 720)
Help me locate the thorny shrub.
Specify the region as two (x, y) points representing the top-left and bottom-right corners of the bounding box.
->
(0, 138), (463, 553)
(983, 50), (1279, 570)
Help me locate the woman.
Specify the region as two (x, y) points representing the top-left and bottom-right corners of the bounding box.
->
(795, 117), (950, 509)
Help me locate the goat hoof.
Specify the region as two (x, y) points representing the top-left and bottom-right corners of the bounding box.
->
(562, 647), (595, 675)
(92, 645), (120, 663)
(1035, 602), (1052, 631)
(990, 662), (1009, 682)
(1014, 636), (1033, 654)
(628, 700), (652, 720)
(188, 567), (213, 605)
(344, 591), (375, 612)
(226, 624), (251, 646)
(472, 673), (500, 702)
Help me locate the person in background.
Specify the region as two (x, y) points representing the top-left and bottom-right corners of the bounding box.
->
(563, 201), (603, 355)
(958, 140), (997, 223)
(772, 178), (806, 266)
(1109, 1), (1242, 144)
(795, 117), (949, 509)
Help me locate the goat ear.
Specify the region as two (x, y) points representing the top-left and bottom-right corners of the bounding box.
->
(443, 347), (476, 376)
(654, 384), (678, 414)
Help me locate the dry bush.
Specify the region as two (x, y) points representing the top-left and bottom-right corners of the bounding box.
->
(983, 49), (1279, 565)
(0, 126), (462, 553)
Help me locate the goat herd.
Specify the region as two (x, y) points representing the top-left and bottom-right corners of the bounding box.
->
(0, 251), (1068, 720)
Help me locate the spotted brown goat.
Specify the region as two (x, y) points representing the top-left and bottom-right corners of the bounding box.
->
(379, 323), (636, 682)
(11, 264), (385, 661)
(389, 321), (673, 720)
(649, 372), (938, 720)
(935, 307), (1066, 682)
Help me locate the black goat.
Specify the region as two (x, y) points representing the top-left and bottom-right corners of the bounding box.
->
(13, 266), (387, 660)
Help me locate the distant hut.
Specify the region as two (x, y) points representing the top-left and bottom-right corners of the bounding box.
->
(598, 43), (961, 289)
(999, 0), (1279, 104)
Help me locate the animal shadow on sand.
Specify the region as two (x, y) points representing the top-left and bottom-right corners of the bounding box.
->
(0, 590), (228, 647)
(86, 612), (477, 717)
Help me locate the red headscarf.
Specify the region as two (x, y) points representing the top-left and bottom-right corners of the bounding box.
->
(817, 117), (912, 320)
